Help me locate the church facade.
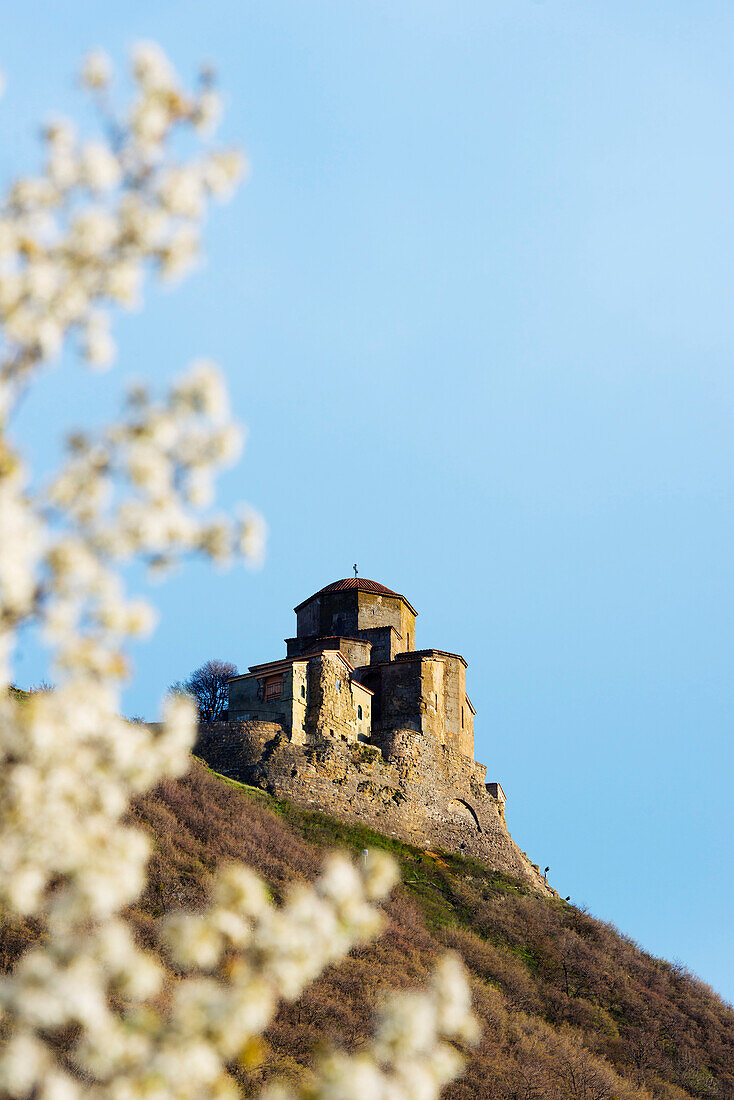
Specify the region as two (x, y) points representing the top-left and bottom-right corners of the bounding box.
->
(228, 577), (476, 760)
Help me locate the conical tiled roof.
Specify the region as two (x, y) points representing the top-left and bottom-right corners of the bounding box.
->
(294, 577), (417, 615)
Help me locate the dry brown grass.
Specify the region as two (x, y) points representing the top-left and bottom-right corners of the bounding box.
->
(3, 760), (733, 1100)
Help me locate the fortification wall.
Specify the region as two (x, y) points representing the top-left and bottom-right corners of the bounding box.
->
(196, 720), (552, 895)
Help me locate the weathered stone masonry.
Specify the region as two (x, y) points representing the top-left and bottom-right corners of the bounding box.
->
(199, 576), (552, 895)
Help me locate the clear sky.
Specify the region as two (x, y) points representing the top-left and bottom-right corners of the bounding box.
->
(4, 1), (734, 1004)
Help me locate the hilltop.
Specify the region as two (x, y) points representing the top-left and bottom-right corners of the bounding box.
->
(3, 760), (732, 1099)
(197, 575), (558, 895)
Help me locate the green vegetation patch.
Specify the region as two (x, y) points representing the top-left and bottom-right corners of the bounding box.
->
(219, 777), (543, 942)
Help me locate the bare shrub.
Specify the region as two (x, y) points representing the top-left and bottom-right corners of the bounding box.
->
(170, 658), (238, 722)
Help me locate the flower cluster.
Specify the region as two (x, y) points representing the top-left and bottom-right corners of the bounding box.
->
(261, 953), (479, 1100)
(1, 852), (408, 1100)
(0, 45), (477, 1100)
(0, 41), (244, 414)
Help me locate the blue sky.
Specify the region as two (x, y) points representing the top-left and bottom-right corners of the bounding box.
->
(4, 1), (734, 1003)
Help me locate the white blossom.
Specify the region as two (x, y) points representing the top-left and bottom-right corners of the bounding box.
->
(80, 50), (112, 90)
(9, 176), (55, 209)
(173, 359), (229, 421)
(160, 224), (199, 280)
(203, 149), (247, 198)
(80, 141), (121, 192)
(82, 312), (115, 368)
(194, 90), (222, 135)
(105, 259), (143, 308)
(71, 208), (118, 256)
(25, 260), (60, 303)
(0, 217), (16, 257)
(131, 42), (177, 93)
(159, 167), (205, 218)
(0, 41), (476, 1100)
(47, 148), (78, 190)
(236, 510), (267, 566)
(130, 98), (170, 152)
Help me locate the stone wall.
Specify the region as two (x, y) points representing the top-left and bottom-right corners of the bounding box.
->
(228, 661), (308, 739)
(296, 589), (361, 639)
(356, 590), (416, 654)
(197, 718), (553, 896)
(194, 719), (285, 780)
(229, 652), (373, 747)
(285, 635), (373, 668)
(374, 659), (422, 733)
(294, 588), (416, 664)
(304, 652), (369, 744)
(355, 625), (400, 664)
(352, 681), (373, 740)
(355, 650), (475, 759)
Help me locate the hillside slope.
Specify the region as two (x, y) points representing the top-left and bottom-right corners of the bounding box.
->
(3, 760), (732, 1099)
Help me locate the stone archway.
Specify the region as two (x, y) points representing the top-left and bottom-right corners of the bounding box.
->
(448, 798), (481, 831)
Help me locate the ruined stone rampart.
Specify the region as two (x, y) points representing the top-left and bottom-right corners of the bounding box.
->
(196, 719), (552, 895)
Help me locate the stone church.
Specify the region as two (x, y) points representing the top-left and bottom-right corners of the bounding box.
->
(200, 576), (552, 894)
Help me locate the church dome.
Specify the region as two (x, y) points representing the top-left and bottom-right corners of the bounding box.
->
(313, 577), (400, 598)
(294, 577), (417, 615)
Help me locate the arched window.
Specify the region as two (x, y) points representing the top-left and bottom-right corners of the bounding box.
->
(357, 704), (363, 720)
(301, 684), (306, 698)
